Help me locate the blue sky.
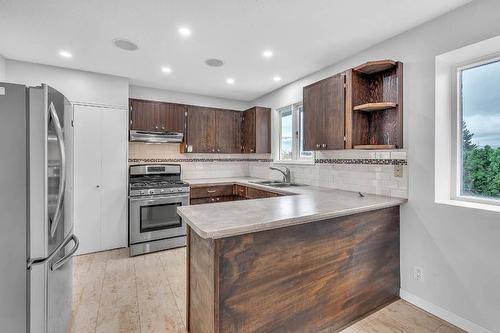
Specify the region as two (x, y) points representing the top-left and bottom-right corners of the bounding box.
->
(462, 60), (500, 148)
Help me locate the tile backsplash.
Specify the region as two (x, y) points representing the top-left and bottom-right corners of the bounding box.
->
(129, 143), (408, 198)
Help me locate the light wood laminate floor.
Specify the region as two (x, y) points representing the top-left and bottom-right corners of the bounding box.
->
(69, 247), (466, 333)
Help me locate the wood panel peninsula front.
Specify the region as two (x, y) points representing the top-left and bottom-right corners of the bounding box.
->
(177, 178), (407, 333)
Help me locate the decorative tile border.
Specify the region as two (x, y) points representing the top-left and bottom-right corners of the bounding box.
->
(128, 158), (273, 163)
(128, 157), (407, 165)
(315, 158), (407, 165)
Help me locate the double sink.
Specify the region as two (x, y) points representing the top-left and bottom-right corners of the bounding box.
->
(249, 180), (307, 188)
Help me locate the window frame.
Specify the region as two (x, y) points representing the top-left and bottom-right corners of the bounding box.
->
(274, 102), (314, 165)
(453, 55), (500, 206)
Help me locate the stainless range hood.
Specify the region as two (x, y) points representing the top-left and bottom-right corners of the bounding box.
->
(129, 130), (184, 143)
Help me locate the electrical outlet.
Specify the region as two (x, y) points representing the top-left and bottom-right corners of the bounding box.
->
(394, 165), (403, 178)
(414, 266), (424, 282)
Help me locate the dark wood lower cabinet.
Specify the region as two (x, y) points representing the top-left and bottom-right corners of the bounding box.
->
(187, 206), (400, 333)
(189, 184), (282, 205)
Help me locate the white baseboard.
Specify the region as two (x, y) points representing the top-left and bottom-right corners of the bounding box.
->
(399, 289), (493, 333)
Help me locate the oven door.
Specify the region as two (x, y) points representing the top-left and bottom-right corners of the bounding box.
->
(129, 193), (188, 244)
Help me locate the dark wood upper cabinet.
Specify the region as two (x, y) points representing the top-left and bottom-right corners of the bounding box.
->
(215, 110), (242, 153)
(130, 98), (272, 154)
(303, 60), (403, 151)
(348, 60), (403, 149)
(129, 99), (186, 133)
(242, 107), (271, 153)
(303, 74), (346, 150)
(186, 106), (217, 153)
(187, 107), (243, 153)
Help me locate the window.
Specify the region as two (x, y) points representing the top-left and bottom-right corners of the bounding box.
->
(276, 103), (313, 163)
(457, 57), (500, 203)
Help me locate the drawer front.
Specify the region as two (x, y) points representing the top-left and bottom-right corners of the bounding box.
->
(190, 185), (234, 199)
(246, 187), (279, 199)
(233, 185), (247, 197)
(190, 196), (234, 205)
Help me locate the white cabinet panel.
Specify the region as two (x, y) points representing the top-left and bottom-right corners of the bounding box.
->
(73, 105), (102, 254)
(73, 105), (127, 255)
(100, 108), (128, 250)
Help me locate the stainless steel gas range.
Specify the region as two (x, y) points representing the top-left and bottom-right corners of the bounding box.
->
(128, 164), (189, 256)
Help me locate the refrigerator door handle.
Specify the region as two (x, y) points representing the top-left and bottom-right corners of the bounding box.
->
(51, 234), (79, 271)
(27, 232), (77, 269)
(48, 101), (66, 237)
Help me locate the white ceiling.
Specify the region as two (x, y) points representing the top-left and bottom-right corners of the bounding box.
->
(0, 0), (471, 101)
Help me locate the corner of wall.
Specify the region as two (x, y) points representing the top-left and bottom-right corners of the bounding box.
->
(0, 55), (6, 81)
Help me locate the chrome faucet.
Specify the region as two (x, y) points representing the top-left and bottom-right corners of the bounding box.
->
(269, 166), (291, 183)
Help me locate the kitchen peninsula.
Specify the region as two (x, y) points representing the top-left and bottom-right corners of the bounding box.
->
(177, 178), (407, 333)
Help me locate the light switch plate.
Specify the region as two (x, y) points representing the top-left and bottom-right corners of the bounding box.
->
(394, 165), (403, 178)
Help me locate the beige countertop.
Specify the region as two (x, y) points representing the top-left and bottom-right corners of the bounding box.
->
(177, 177), (407, 239)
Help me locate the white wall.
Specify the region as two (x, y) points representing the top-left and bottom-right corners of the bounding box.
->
(251, 0), (500, 331)
(0, 55), (5, 81)
(5, 60), (129, 108)
(130, 85), (250, 110)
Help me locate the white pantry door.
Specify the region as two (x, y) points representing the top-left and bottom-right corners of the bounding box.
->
(73, 104), (128, 255)
(100, 108), (128, 251)
(73, 105), (102, 254)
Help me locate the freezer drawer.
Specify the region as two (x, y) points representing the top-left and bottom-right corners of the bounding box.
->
(29, 233), (78, 333)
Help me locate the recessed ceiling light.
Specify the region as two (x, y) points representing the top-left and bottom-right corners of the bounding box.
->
(273, 76), (281, 82)
(205, 58), (224, 67)
(161, 67), (172, 73)
(58, 50), (72, 58)
(226, 78), (235, 85)
(262, 50), (273, 58)
(113, 38), (138, 51)
(178, 27), (192, 37)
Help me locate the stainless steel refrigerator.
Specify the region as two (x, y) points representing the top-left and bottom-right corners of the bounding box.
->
(0, 83), (78, 333)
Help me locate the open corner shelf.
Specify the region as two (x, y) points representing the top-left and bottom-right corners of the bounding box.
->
(353, 60), (397, 75)
(353, 145), (396, 150)
(353, 102), (397, 112)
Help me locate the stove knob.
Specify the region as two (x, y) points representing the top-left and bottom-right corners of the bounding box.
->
(140, 190), (146, 195)
(160, 189), (165, 193)
(149, 189), (154, 195)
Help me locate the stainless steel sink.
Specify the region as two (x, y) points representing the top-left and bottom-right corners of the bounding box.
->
(249, 180), (307, 187)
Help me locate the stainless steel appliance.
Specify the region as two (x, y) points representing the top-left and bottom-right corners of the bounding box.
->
(129, 164), (189, 256)
(129, 129), (184, 143)
(0, 83), (78, 333)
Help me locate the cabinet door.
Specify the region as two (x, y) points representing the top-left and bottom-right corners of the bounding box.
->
(322, 74), (345, 150)
(186, 106), (216, 152)
(100, 107), (128, 251)
(216, 110), (242, 153)
(159, 102), (186, 133)
(254, 107), (271, 153)
(129, 99), (160, 131)
(242, 108), (256, 153)
(303, 75), (345, 150)
(303, 81), (323, 150)
(73, 105), (102, 255)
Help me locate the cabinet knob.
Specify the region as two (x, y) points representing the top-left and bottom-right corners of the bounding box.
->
(155, 126), (159, 130)
(322, 143), (327, 148)
(161, 126), (165, 130)
(316, 144), (320, 148)
(250, 148), (254, 153)
(96, 185), (100, 188)
(212, 149), (215, 152)
(217, 149), (220, 152)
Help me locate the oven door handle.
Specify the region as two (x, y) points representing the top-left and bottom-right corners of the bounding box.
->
(129, 193), (189, 205)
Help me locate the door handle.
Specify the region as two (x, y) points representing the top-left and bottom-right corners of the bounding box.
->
(49, 102), (66, 237)
(51, 234), (79, 271)
(207, 189), (217, 193)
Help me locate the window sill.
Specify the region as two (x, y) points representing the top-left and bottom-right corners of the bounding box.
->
(436, 198), (500, 213)
(273, 160), (315, 166)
